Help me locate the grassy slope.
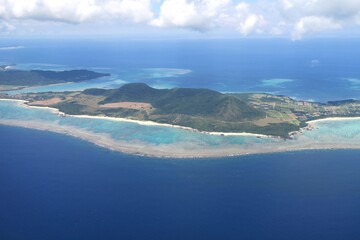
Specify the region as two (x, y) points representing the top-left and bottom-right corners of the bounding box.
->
(98, 83), (265, 121)
(82, 83), (299, 137)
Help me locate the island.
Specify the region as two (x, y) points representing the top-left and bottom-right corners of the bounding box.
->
(0, 65), (110, 90)
(4, 82), (359, 138)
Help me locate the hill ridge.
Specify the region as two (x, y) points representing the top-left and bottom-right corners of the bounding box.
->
(96, 83), (265, 122)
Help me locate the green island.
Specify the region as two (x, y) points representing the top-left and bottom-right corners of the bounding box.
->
(0, 65), (110, 90)
(3, 82), (359, 138)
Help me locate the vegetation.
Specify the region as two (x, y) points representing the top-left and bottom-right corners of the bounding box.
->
(100, 83), (265, 122)
(0, 69), (110, 86)
(11, 83), (360, 138)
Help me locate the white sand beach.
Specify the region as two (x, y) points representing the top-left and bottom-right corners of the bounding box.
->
(0, 98), (359, 158)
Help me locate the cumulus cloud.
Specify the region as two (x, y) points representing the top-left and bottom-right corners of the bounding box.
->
(151, 0), (230, 31)
(151, 0), (204, 30)
(0, 0), (360, 39)
(292, 16), (342, 40)
(235, 2), (266, 35)
(0, 0), (101, 23)
(151, 0), (271, 35)
(280, 0), (360, 20)
(103, 0), (153, 23)
(238, 14), (264, 35)
(0, 0), (153, 24)
(279, 0), (360, 39)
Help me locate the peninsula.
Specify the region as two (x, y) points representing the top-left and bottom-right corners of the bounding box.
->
(4, 82), (360, 138)
(0, 65), (110, 90)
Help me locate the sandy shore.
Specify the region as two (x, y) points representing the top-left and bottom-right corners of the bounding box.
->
(9, 99), (270, 138)
(307, 117), (360, 124)
(0, 98), (29, 103)
(6, 82), (75, 94)
(71, 113), (271, 137)
(69, 112), (271, 137)
(0, 119), (267, 158)
(1, 98), (360, 158)
(0, 118), (359, 158)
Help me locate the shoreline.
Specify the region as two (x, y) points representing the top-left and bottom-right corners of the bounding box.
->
(0, 98), (272, 138)
(2, 98), (359, 138)
(70, 114), (270, 138)
(307, 117), (360, 124)
(0, 119), (359, 159)
(0, 98), (360, 158)
(3, 82), (76, 95)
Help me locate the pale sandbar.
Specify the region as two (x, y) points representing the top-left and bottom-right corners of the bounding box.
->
(0, 98), (359, 158)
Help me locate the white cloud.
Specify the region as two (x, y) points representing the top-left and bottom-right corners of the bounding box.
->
(0, 20), (15, 33)
(270, 21), (286, 35)
(238, 14), (265, 35)
(236, 2), (250, 13)
(281, 0), (293, 10)
(151, 0), (231, 31)
(0, 0), (101, 23)
(0, 0), (153, 24)
(280, 0), (360, 20)
(104, 0), (153, 23)
(151, 0), (204, 30)
(235, 2), (266, 36)
(292, 16), (342, 40)
(0, 0), (360, 39)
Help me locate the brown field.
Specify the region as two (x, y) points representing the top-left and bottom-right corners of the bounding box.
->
(253, 118), (284, 126)
(100, 102), (153, 110)
(29, 97), (62, 106)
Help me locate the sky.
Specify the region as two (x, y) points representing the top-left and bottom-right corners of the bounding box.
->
(0, 0), (360, 40)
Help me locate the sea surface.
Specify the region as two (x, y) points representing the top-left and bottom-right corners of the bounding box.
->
(1, 38), (360, 101)
(1, 125), (360, 240)
(0, 100), (359, 157)
(0, 38), (360, 239)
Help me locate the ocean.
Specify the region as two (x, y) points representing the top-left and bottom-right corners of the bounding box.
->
(1, 126), (360, 240)
(0, 38), (360, 239)
(1, 38), (360, 101)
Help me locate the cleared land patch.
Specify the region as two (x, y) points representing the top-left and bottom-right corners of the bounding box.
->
(100, 102), (153, 110)
(29, 97), (62, 106)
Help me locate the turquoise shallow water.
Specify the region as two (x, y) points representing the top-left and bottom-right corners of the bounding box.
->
(2, 39), (360, 102)
(295, 119), (360, 145)
(0, 100), (271, 147)
(6, 67), (192, 94)
(1, 38), (360, 239)
(0, 100), (359, 156)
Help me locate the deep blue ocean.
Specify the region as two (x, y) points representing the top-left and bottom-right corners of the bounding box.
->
(1, 38), (360, 239)
(1, 126), (360, 240)
(1, 38), (360, 101)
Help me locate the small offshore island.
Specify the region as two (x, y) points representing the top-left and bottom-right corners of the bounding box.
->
(0, 64), (110, 91)
(0, 67), (359, 158)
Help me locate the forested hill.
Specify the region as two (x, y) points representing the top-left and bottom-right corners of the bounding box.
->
(86, 83), (266, 122)
(22, 83), (360, 137)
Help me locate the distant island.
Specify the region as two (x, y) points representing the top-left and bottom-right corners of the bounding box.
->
(4, 82), (359, 138)
(0, 65), (110, 90)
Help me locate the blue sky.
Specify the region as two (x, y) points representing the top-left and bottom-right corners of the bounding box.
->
(0, 0), (360, 40)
